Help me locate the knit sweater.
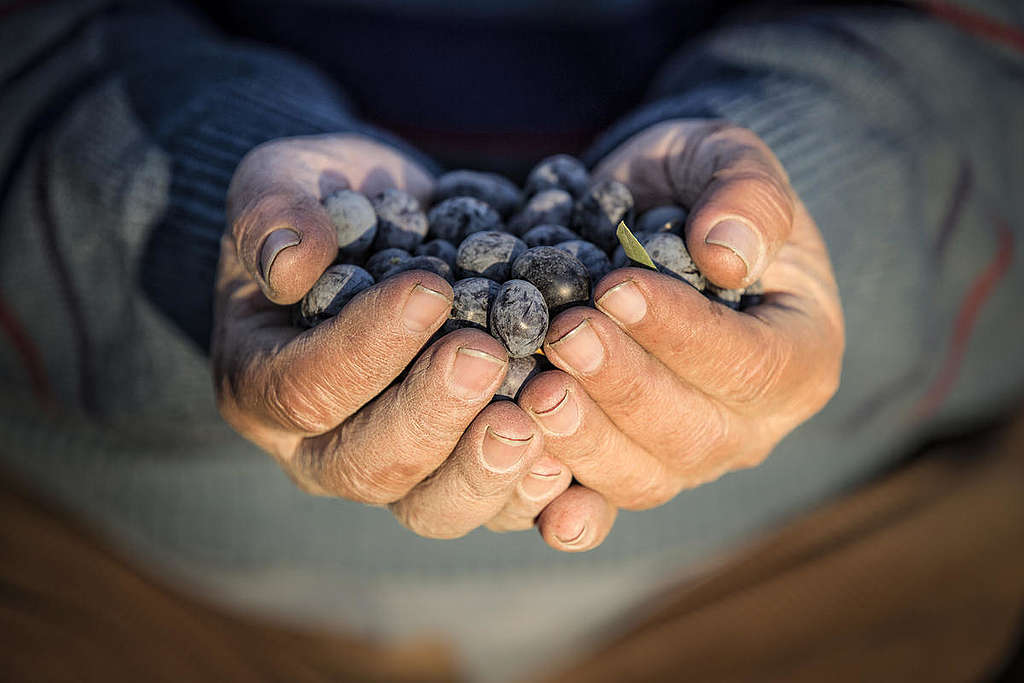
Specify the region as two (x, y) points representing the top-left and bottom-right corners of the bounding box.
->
(2, 1), (1023, 679)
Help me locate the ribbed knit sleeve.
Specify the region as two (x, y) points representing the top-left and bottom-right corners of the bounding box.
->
(584, 3), (1024, 430)
(0, 1), (440, 416)
(97, 5), (437, 350)
(582, 6), (946, 194)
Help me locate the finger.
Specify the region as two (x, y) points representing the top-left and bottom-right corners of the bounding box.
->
(235, 271), (454, 434)
(596, 120), (796, 289)
(389, 400), (544, 538)
(485, 455), (573, 532)
(225, 136), (434, 303)
(593, 264), (842, 415)
(517, 371), (675, 510)
(541, 307), (733, 470)
(230, 186), (339, 304)
(294, 328), (510, 503)
(593, 268), (780, 405)
(537, 485), (618, 552)
(232, 135), (435, 208)
(676, 126), (794, 289)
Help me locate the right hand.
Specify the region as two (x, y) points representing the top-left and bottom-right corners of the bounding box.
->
(516, 121), (843, 551)
(212, 134), (571, 538)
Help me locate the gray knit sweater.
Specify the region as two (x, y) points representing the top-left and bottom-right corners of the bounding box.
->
(2, 1), (1023, 679)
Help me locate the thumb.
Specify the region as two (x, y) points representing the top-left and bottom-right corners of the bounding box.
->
(230, 188), (338, 305)
(678, 127), (795, 289)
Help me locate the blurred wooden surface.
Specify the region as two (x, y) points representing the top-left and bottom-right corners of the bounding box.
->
(2, 414), (1022, 683)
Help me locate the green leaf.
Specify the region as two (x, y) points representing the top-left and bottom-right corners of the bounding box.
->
(615, 221), (657, 270)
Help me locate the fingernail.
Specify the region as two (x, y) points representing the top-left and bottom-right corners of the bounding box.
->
(596, 281), (647, 325)
(555, 521), (587, 546)
(452, 347), (506, 399)
(530, 389), (579, 436)
(482, 427), (533, 472)
(403, 284), (451, 332)
(521, 458), (563, 499)
(531, 456), (563, 477)
(549, 320), (604, 375)
(260, 228), (301, 283)
(705, 218), (761, 277)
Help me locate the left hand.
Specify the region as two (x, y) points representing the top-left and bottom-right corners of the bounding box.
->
(514, 120), (845, 551)
(214, 134), (561, 541)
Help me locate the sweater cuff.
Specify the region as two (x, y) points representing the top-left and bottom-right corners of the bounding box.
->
(135, 46), (436, 352)
(583, 71), (886, 212)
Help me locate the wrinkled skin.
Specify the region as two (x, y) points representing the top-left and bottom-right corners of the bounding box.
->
(213, 134), (568, 542)
(515, 120), (844, 551)
(213, 122), (844, 553)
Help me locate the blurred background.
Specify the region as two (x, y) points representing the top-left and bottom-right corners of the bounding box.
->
(2, 0), (1023, 680)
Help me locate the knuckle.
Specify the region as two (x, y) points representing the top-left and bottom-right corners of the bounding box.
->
(289, 443), (337, 497)
(713, 167), (794, 233)
(717, 125), (780, 170)
(389, 501), (422, 534)
(266, 372), (337, 434)
(704, 403), (734, 451)
(708, 126), (794, 215)
(336, 466), (400, 505)
(619, 470), (678, 511)
(461, 464), (511, 503)
(723, 332), (792, 406)
(752, 173), (795, 230)
(389, 501), (428, 536)
(388, 397), (470, 465)
(344, 348), (394, 388)
(333, 446), (427, 505)
(674, 401), (733, 473)
(292, 434), (406, 505)
(597, 362), (656, 408)
(332, 313), (425, 385)
(391, 501), (468, 540)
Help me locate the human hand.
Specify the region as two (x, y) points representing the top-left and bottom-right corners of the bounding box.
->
(517, 120), (845, 551)
(213, 134), (567, 539)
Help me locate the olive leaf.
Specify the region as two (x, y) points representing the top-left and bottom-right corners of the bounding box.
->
(615, 221), (657, 270)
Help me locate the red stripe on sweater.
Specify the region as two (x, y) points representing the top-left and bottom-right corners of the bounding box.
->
(910, 0), (1024, 54)
(0, 292), (53, 407)
(913, 216), (1015, 421)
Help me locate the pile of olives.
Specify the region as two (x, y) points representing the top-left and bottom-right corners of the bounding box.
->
(293, 154), (762, 397)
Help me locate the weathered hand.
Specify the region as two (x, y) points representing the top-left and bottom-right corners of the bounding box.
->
(517, 120), (845, 551)
(213, 134), (562, 539)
